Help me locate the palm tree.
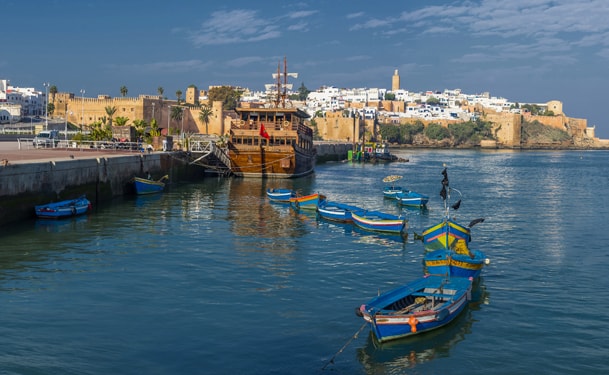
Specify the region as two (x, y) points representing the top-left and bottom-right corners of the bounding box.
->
(170, 106), (183, 129)
(114, 116), (129, 127)
(157, 86), (164, 98)
(120, 86), (128, 97)
(198, 104), (213, 134)
(105, 106), (117, 127)
(49, 85), (58, 104)
(175, 90), (182, 104)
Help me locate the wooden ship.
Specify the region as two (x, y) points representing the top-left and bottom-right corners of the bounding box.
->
(227, 58), (315, 178)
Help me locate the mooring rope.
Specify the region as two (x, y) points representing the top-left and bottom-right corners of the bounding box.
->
(321, 322), (367, 371)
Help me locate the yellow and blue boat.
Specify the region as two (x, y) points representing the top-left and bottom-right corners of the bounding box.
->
(420, 167), (488, 278)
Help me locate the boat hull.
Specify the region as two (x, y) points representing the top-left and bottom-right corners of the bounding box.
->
(133, 177), (166, 195)
(266, 188), (296, 202)
(424, 249), (487, 279)
(395, 191), (429, 207)
(358, 275), (472, 343)
(421, 219), (471, 251)
(229, 145), (315, 178)
(383, 186), (403, 199)
(290, 193), (323, 210)
(351, 210), (408, 234)
(317, 201), (361, 223)
(35, 196), (91, 219)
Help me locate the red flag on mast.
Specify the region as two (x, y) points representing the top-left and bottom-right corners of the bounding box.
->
(259, 123), (270, 140)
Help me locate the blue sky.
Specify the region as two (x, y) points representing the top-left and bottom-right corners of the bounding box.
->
(4, 0), (609, 137)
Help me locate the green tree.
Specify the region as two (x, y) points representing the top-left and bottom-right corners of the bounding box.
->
(157, 87), (164, 98)
(297, 82), (310, 101)
(448, 122), (475, 144)
(208, 86), (240, 110)
(132, 119), (147, 138)
(170, 106), (183, 133)
(198, 104), (213, 134)
(49, 85), (58, 104)
(401, 121), (425, 144)
(120, 86), (128, 97)
(47, 103), (55, 117)
(88, 121), (112, 141)
(426, 96), (441, 105)
(384, 92), (395, 101)
(114, 116), (129, 127)
(176, 90), (182, 104)
(425, 123), (450, 140)
(378, 123), (401, 143)
(105, 106), (117, 127)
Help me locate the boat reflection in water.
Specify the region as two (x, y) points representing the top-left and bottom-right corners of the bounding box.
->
(356, 280), (488, 372)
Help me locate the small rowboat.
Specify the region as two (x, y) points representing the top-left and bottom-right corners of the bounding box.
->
(133, 175), (169, 195)
(317, 200), (362, 223)
(382, 175), (403, 199)
(289, 193), (325, 210)
(356, 274), (473, 343)
(351, 209), (408, 235)
(266, 188), (296, 202)
(35, 195), (91, 219)
(395, 190), (429, 207)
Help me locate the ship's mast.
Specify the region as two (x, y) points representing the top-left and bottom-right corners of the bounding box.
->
(269, 56), (298, 108)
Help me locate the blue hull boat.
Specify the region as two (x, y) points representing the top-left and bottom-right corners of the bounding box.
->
(289, 193), (324, 210)
(35, 195), (91, 219)
(134, 175), (168, 195)
(266, 188), (296, 203)
(418, 167), (488, 278)
(424, 248), (489, 279)
(395, 190), (429, 207)
(357, 275), (473, 343)
(317, 200), (362, 223)
(351, 209), (408, 235)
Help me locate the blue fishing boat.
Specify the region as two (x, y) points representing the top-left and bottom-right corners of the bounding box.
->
(424, 243), (489, 279)
(395, 190), (429, 207)
(382, 175), (403, 199)
(356, 275), (473, 343)
(289, 193), (325, 210)
(35, 195), (91, 219)
(266, 188), (296, 203)
(419, 167), (485, 250)
(317, 200), (362, 223)
(133, 175), (169, 195)
(418, 167), (488, 278)
(351, 209), (408, 236)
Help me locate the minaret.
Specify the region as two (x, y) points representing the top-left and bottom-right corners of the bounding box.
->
(392, 69), (400, 91)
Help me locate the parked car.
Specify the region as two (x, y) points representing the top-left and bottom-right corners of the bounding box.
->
(33, 130), (60, 148)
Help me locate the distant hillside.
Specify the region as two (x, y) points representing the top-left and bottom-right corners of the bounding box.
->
(378, 119), (575, 148)
(520, 120), (572, 146)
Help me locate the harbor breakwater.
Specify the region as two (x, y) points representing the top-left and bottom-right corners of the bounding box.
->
(0, 142), (351, 225)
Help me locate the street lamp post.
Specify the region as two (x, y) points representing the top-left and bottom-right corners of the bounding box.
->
(65, 108), (72, 143)
(152, 102), (155, 123)
(181, 107), (185, 141)
(80, 89), (85, 132)
(43, 82), (49, 131)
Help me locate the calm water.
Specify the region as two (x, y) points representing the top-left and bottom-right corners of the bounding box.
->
(1, 149), (608, 375)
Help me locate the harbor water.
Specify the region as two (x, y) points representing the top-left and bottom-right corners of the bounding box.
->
(0, 149), (608, 374)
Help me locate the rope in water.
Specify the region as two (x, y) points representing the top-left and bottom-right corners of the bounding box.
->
(321, 322), (367, 371)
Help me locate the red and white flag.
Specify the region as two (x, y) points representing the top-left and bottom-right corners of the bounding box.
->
(259, 123), (270, 140)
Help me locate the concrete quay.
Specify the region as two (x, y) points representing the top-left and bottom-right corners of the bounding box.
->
(0, 141), (196, 226)
(0, 140), (351, 226)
